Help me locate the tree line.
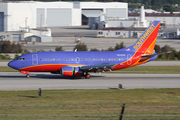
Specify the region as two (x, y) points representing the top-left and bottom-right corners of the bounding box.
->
(0, 41), (22, 53)
(121, 0), (180, 12)
(0, 41), (180, 60)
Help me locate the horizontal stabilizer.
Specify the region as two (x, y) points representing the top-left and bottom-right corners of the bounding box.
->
(141, 51), (171, 57)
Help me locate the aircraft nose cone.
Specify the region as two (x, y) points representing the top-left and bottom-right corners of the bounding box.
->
(8, 61), (16, 69)
(8, 61), (13, 67)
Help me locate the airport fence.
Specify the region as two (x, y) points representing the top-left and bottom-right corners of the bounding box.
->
(0, 104), (180, 119)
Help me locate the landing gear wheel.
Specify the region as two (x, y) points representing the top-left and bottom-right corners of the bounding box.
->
(85, 74), (90, 79)
(26, 74), (30, 78)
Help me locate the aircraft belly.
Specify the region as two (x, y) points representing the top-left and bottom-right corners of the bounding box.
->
(20, 64), (66, 72)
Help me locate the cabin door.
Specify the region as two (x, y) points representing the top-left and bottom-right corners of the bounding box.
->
(32, 54), (38, 65)
(127, 54), (132, 65)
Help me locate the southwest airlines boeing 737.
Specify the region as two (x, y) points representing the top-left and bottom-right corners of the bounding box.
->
(8, 21), (163, 79)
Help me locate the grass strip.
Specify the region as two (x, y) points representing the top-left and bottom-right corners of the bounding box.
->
(0, 66), (18, 72)
(0, 89), (180, 119)
(108, 66), (180, 74)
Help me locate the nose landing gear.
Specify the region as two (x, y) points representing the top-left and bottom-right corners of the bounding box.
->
(20, 71), (30, 78)
(26, 74), (30, 78)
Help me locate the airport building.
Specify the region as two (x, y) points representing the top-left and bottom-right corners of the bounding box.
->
(128, 12), (180, 26)
(97, 5), (180, 39)
(0, 1), (128, 32)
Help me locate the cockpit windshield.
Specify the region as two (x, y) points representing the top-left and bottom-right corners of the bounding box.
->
(17, 57), (25, 61)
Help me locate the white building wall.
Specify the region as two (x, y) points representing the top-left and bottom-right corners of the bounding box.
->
(146, 17), (180, 25)
(8, 2), (37, 31)
(0, 1), (127, 31)
(0, 3), (8, 31)
(97, 30), (134, 38)
(129, 16), (180, 25)
(35, 2), (74, 26)
(6, 2), (81, 30)
(72, 9), (81, 26)
(106, 20), (135, 27)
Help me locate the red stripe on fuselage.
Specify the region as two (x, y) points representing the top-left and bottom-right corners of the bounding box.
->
(20, 64), (66, 72)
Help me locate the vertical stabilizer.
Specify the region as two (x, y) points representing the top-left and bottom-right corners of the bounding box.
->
(133, 21), (161, 54)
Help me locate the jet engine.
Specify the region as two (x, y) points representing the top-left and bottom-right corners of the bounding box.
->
(60, 66), (82, 77)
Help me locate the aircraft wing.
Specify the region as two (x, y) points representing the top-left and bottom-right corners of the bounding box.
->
(80, 63), (116, 72)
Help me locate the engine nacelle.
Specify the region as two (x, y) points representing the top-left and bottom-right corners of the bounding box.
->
(60, 66), (82, 77)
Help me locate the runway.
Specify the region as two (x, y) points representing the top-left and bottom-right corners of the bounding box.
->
(0, 72), (180, 91)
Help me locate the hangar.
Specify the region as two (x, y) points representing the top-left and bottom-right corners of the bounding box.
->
(25, 35), (52, 42)
(0, 1), (127, 32)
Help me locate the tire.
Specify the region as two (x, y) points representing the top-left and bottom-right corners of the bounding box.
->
(26, 74), (30, 78)
(85, 74), (90, 79)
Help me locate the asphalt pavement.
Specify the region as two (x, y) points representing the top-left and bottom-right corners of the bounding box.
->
(0, 72), (179, 91)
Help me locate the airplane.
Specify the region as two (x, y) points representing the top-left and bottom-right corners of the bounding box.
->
(8, 20), (163, 79)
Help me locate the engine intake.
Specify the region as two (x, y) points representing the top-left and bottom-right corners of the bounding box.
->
(60, 66), (82, 77)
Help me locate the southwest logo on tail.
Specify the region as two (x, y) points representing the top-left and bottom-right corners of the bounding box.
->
(8, 21), (163, 79)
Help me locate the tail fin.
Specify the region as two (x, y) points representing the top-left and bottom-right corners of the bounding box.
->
(133, 20), (161, 54)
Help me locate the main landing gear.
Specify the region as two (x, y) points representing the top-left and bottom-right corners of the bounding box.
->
(85, 72), (90, 79)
